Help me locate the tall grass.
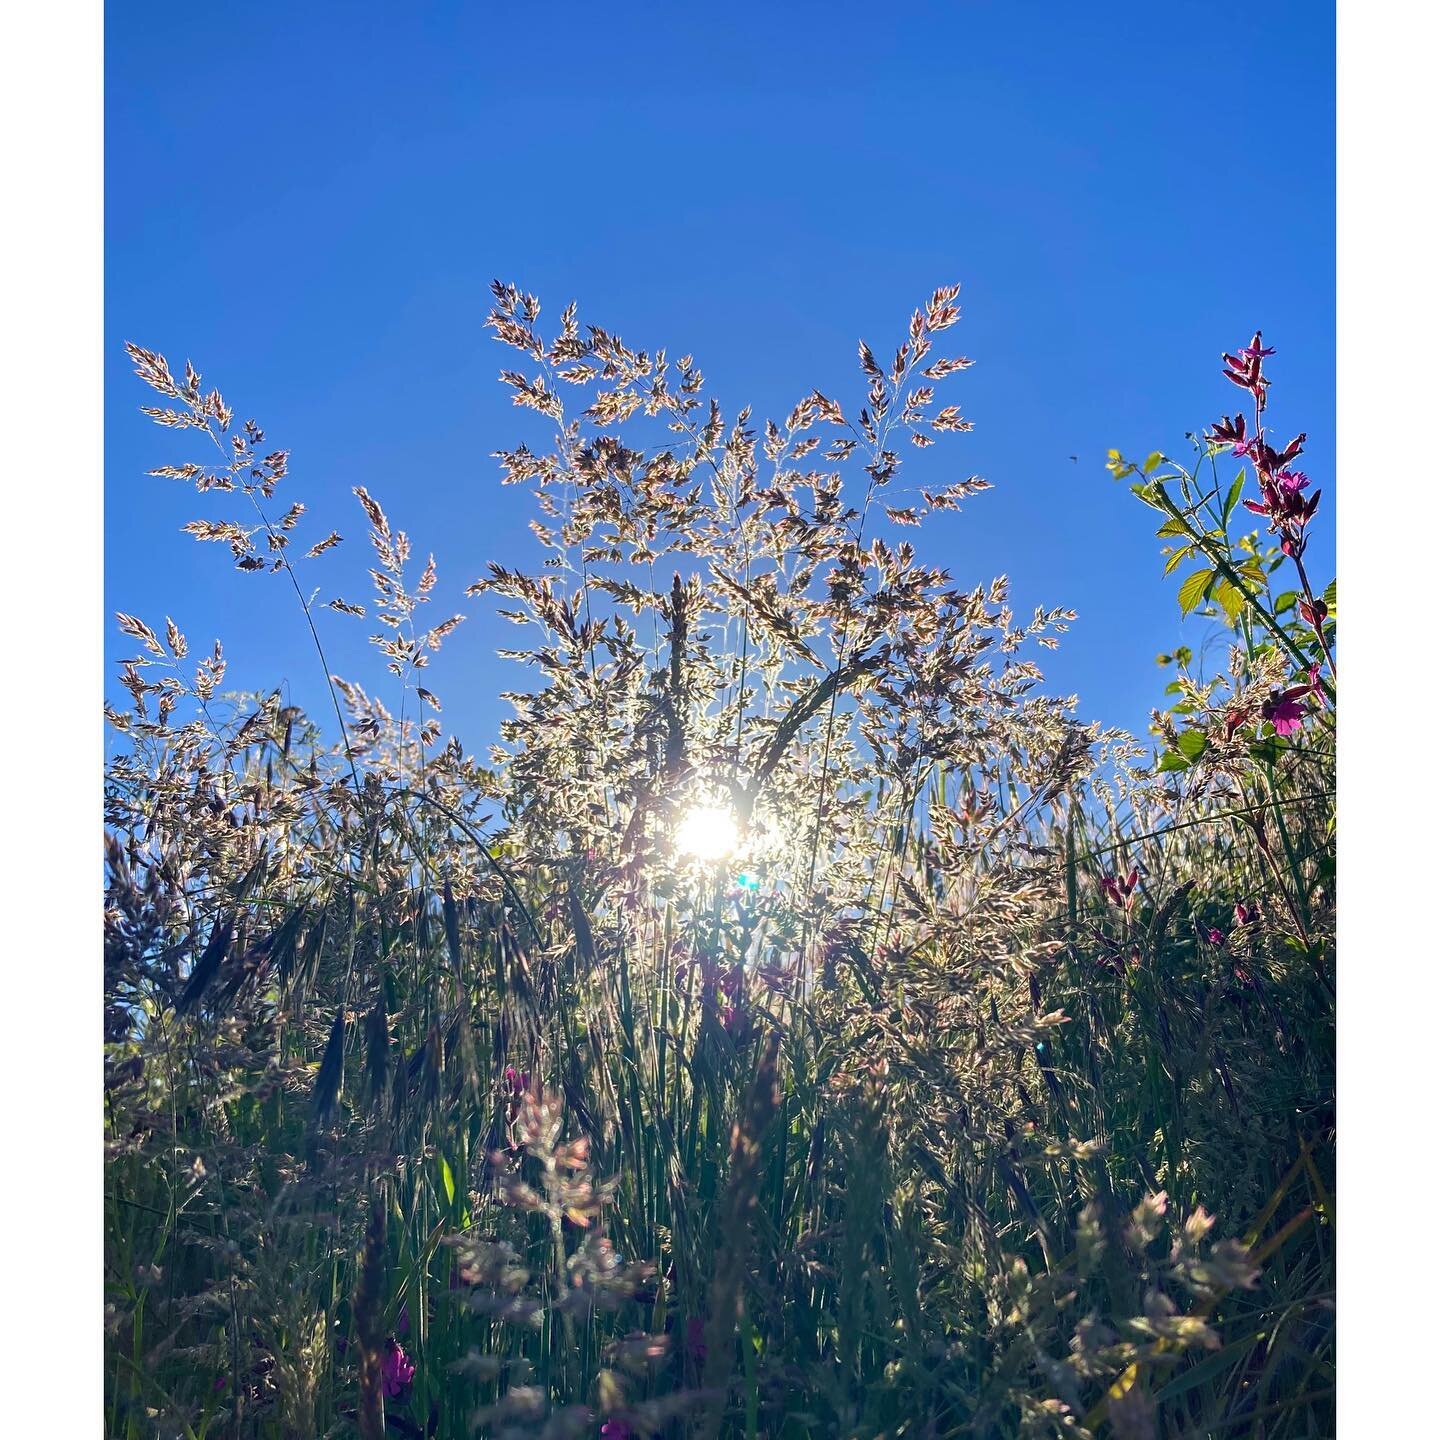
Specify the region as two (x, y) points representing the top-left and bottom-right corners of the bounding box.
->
(105, 292), (1333, 1438)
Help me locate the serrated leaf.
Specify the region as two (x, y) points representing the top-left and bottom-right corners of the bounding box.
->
(1155, 517), (1190, 539)
(1177, 568), (1215, 615)
(1213, 579), (1245, 624)
(1176, 729), (1208, 761)
(1164, 545), (1195, 575)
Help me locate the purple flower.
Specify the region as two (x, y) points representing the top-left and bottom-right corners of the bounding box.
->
(381, 1339), (416, 1398)
(1262, 691), (1307, 737)
(1221, 331), (1273, 408)
(503, 1065), (530, 1096)
(1205, 413), (1250, 455)
(1100, 868), (1139, 909)
(1262, 665), (1323, 739)
(1204, 927), (1227, 948)
(601, 1423), (637, 1440)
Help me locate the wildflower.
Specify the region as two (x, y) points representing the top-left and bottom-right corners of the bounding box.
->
(381, 1338), (416, 1398)
(1089, 925), (1126, 973)
(1100, 867), (1139, 909)
(1261, 667), (1321, 738)
(503, 1065), (529, 1096)
(1221, 331), (1273, 408)
(1228, 390), (1321, 560)
(1204, 927), (1227, 947)
(1220, 707), (1250, 742)
(1262, 689), (1306, 737)
(1234, 901), (1256, 927)
(1205, 413), (1256, 457)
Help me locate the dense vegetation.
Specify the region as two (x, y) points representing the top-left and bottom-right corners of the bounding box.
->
(105, 288), (1334, 1439)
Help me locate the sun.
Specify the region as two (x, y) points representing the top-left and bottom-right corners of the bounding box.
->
(675, 803), (740, 862)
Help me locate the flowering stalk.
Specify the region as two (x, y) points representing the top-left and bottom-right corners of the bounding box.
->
(1211, 333), (1336, 682)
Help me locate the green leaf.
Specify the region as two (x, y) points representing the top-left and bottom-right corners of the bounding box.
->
(1155, 517), (1190, 539)
(437, 1153), (456, 1208)
(1274, 589), (1298, 615)
(1249, 736), (1282, 766)
(1176, 729), (1208, 761)
(1177, 567), (1215, 616)
(1157, 750), (1191, 773)
(1143, 451), (1164, 474)
(1323, 577), (1337, 610)
(1163, 544), (1195, 575)
(1223, 471), (1246, 523)
(1213, 579), (1245, 624)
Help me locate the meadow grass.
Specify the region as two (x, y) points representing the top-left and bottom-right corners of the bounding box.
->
(105, 293), (1334, 1438)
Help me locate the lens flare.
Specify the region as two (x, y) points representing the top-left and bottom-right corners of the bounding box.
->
(675, 804), (739, 862)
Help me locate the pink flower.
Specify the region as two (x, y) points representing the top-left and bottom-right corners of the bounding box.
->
(1222, 331), (1273, 408)
(1262, 691), (1307, 737)
(1100, 868), (1139, 909)
(1204, 927), (1227, 947)
(381, 1339), (415, 1398)
(503, 1065), (530, 1096)
(601, 1423), (636, 1440)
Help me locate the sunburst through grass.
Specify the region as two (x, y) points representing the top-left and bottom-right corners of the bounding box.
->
(104, 287), (1334, 1440)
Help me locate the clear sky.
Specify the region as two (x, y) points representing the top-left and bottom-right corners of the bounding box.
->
(105, 2), (1334, 753)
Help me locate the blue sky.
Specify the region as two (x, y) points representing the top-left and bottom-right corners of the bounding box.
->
(105, 2), (1334, 752)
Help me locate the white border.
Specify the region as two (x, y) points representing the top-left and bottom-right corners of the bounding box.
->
(1337, 0), (1440, 1429)
(0, 0), (104, 1431)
